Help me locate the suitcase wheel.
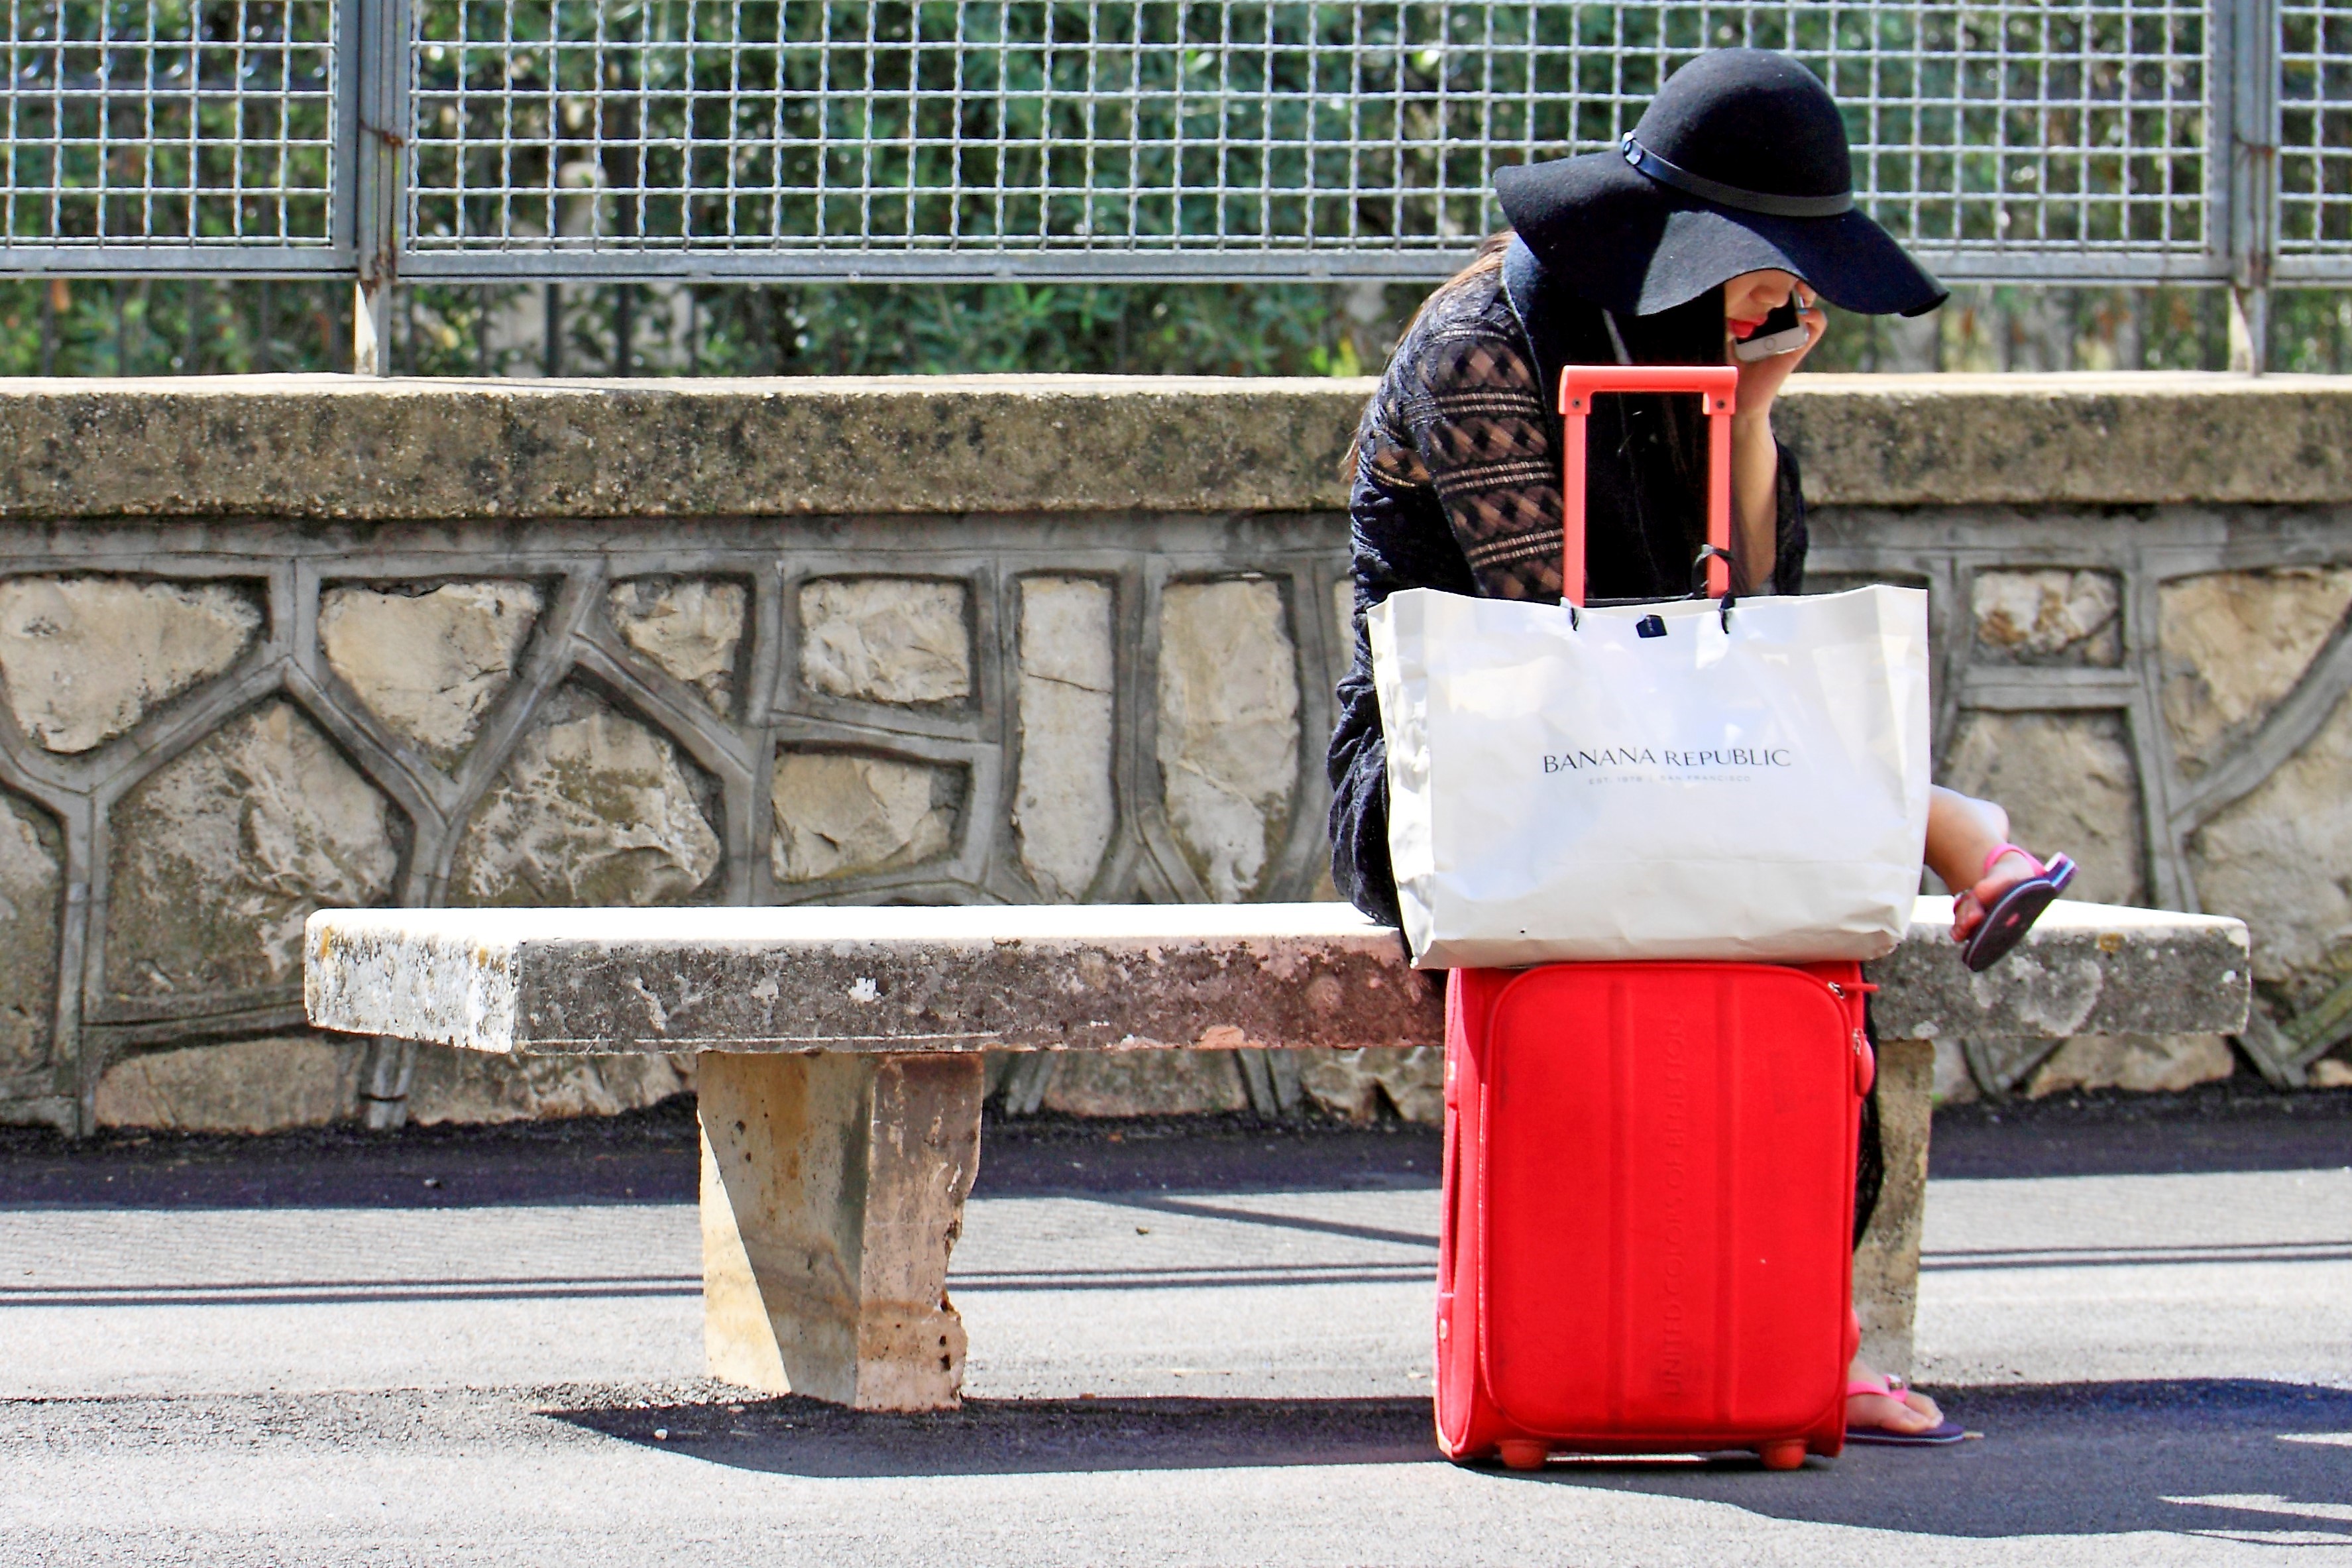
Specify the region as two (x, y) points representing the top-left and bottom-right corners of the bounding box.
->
(1758, 1439), (1807, 1472)
(1496, 1439), (1550, 1472)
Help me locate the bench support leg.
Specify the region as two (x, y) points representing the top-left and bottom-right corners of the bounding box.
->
(697, 1049), (984, 1410)
(1853, 1038), (1933, 1378)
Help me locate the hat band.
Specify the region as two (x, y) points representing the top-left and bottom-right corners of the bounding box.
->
(1620, 133), (1854, 219)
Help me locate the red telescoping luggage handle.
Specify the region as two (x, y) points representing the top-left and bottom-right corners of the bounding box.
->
(1557, 364), (1741, 609)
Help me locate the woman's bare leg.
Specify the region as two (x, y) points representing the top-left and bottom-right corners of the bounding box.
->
(1926, 786), (2046, 942)
(1841, 790), (2028, 1433)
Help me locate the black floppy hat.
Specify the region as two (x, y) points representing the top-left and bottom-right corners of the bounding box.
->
(1494, 48), (1946, 318)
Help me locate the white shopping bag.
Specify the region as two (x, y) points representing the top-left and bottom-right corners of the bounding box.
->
(1366, 363), (1930, 969)
(1368, 585), (1931, 968)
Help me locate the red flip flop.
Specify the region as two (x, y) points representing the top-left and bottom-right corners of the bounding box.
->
(1960, 844), (2077, 974)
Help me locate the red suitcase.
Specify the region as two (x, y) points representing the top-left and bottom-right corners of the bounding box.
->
(1434, 960), (1874, 1470)
(1425, 359), (1870, 1469)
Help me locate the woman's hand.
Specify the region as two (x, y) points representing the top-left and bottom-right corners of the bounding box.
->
(1720, 273), (1824, 593)
(1728, 284), (1826, 426)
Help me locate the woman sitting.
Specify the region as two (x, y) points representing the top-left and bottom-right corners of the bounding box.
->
(1325, 48), (2073, 1443)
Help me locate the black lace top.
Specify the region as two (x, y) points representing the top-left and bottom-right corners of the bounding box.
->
(1325, 257), (1809, 927)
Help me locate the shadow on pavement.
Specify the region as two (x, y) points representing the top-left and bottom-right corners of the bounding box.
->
(6, 1078), (2345, 1207)
(0, 1097), (705, 1209)
(549, 1394), (1437, 1476)
(553, 1379), (2352, 1540)
(1929, 1080), (2352, 1180)
(0, 1104), (1443, 1208)
(1518, 1380), (2352, 1540)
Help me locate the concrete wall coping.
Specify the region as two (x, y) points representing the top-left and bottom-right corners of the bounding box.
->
(304, 897), (2251, 1056)
(1, 371), (2345, 522)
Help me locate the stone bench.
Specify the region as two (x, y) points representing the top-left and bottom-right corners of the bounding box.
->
(304, 897), (2249, 1410)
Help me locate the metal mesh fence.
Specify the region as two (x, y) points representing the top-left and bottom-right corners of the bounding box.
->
(0, 0), (339, 262)
(401, 0), (2216, 278)
(2279, 0), (2351, 260)
(0, 0), (2335, 285)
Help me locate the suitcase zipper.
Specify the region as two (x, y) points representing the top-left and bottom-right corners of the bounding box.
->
(1825, 981), (1877, 1094)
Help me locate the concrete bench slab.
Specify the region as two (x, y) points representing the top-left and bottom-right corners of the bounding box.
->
(304, 897), (2249, 1409)
(306, 897), (2249, 1054)
(1870, 897), (2253, 1041)
(305, 902), (1433, 1056)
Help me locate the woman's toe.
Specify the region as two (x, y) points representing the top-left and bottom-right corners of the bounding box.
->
(1846, 1391), (1935, 1434)
(1950, 891), (1986, 942)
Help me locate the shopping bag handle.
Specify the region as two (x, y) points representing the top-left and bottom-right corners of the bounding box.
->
(1557, 365), (1740, 609)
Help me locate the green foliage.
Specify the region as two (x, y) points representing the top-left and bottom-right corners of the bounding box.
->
(685, 278), (1410, 376)
(0, 278), (348, 374)
(394, 275), (1413, 378)
(0, 272), (2344, 378)
(1800, 286), (2348, 374)
(2274, 294), (2352, 375)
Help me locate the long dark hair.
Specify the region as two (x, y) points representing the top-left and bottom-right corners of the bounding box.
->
(1341, 232), (1515, 482)
(1399, 230), (1516, 341)
(1351, 229), (1726, 539)
(1608, 286), (1730, 555)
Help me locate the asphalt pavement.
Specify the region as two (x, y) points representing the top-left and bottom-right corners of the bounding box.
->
(3, 1091), (2348, 1565)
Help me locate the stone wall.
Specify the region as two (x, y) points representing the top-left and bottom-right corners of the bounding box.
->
(0, 373), (2345, 1132)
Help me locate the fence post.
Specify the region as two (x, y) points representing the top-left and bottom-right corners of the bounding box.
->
(2223, 0), (2280, 372)
(351, 0), (410, 375)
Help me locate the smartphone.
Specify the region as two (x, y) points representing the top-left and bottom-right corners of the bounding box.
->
(1733, 298), (1809, 361)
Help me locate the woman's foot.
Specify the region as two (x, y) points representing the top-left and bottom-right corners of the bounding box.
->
(1950, 845), (2043, 944)
(1953, 844), (2078, 971)
(1925, 787), (2074, 962)
(1846, 1355), (1945, 1436)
